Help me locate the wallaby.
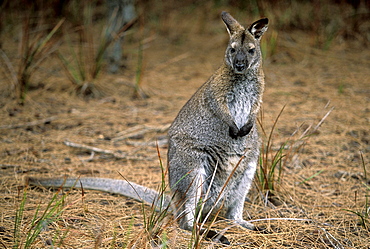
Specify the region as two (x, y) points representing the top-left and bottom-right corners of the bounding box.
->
(168, 11), (268, 232)
(25, 12), (268, 244)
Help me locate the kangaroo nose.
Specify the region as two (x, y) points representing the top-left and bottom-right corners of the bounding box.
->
(234, 52), (246, 72)
(235, 62), (245, 72)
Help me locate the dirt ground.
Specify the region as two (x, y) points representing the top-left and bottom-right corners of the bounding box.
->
(1, 5), (370, 249)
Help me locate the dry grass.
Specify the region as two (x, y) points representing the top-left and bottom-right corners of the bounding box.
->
(1, 1), (369, 248)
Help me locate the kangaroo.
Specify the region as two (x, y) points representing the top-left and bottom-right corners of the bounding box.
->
(168, 11), (268, 232)
(25, 12), (268, 244)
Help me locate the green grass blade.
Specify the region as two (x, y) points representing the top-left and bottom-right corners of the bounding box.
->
(13, 188), (28, 249)
(23, 188), (69, 248)
(298, 170), (324, 185)
(58, 52), (83, 85)
(31, 19), (64, 59)
(62, 30), (86, 83)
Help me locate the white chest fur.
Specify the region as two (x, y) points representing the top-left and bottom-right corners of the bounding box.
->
(227, 89), (252, 129)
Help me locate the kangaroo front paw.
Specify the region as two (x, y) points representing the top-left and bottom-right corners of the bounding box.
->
(237, 122), (253, 137)
(229, 122), (253, 139)
(229, 126), (239, 139)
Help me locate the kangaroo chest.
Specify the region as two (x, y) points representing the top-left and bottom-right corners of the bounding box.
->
(226, 80), (257, 129)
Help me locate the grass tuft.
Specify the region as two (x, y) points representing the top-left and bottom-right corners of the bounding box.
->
(123, 143), (174, 248)
(257, 105), (334, 200)
(257, 105), (286, 193)
(13, 186), (70, 248)
(344, 151), (369, 230)
(0, 16), (63, 104)
(58, 2), (136, 98)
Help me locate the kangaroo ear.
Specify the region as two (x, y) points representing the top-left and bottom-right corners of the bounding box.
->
(221, 11), (243, 36)
(248, 18), (269, 39)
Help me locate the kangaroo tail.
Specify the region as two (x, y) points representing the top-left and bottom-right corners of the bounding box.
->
(24, 176), (232, 244)
(24, 176), (171, 210)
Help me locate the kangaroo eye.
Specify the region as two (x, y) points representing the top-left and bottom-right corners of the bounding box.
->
(248, 48), (255, 54)
(230, 48), (236, 53)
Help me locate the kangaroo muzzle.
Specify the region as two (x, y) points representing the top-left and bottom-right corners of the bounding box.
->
(233, 51), (247, 73)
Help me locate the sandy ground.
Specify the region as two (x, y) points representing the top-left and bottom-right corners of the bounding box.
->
(0, 8), (369, 248)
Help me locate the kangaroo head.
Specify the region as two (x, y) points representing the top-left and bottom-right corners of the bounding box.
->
(221, 12), (268, 74)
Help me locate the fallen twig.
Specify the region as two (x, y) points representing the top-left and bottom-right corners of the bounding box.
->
(113, 123), (170, 142)
(248, 217), (313, 223)
(318, 226), (344, 249)
(313, 106), (334, 132)
(0, 164), (20, 169)
(63, 140), (126, 159)
(0, 117), (57, 129)
(63, 140), (154, 161)
(125, 138), (168, 147)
